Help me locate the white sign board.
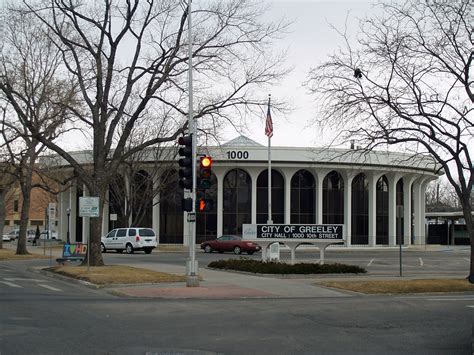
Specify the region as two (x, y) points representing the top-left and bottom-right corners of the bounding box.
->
(109, 214), (117, 221)
(79, 197), (100, 217)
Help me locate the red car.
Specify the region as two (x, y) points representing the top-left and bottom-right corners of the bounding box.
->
(201, 235), (261, 255)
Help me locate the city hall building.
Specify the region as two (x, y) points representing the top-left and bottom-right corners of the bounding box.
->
(55, 136), (441, 247)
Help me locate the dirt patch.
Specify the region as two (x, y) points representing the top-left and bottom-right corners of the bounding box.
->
(317, 278), (474, 294)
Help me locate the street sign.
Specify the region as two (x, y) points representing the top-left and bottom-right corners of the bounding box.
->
(243, 224), (344, 241)
(79, 197), (100, 217)
(187, 212), (196, 222)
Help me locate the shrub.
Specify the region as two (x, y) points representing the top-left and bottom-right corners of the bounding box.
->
(208, 258), (366, 274)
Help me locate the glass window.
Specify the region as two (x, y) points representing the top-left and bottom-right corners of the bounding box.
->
(323, 171), (344, 224)
(376, 176), (389, 244)
(139, 228), (155, 237)
(352, 173), (368, 245)
(160, 169), (184, 244)
(257, 169), (284, 224)
(223, 169), (251, 235)
(291, 169), (315, 224)
(128, 229), (136, 236)
(116, 229), (127, 237)
(106, 230), (116, 238)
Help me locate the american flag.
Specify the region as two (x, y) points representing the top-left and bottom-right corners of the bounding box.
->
(265, 101), (273, 138)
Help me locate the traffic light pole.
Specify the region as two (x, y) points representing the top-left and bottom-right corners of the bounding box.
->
(186, 0), (199, 287)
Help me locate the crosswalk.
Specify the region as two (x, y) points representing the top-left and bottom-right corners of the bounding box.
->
(1, 277), (62, 292)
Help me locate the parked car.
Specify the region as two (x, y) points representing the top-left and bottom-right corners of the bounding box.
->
(101, 227), (158, 254)
(2, 230), (19, 241)
(200, 235), (261, 255)
(39, 230), (58, 240)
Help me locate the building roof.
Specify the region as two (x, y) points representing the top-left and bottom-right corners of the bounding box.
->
(222, 135), (264, 147)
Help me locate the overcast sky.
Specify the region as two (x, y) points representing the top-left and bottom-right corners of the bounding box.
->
(236, 0), (380, 148)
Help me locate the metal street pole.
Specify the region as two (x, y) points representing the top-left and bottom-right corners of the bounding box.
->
(186, 0), (199, 287)
(66, 208), (71, 244)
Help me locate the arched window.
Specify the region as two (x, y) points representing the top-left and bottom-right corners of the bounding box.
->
(159, 169), (183, 244)
(376, 175), (389, 244)
(352, 173), (368, 245)
(396, 179), (404, 244)
(131, 170), (153, 227)
(291, 169), (315, 224)
(223, 169), (251, 235)
(323, 171), (344, 224)
(109, 174), (127, 229)
(196, 174), (217, 244)
(257, 169), (284, 224)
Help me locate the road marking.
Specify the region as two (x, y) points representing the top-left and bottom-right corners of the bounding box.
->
(419, 258), (424, 266)
(0, 281), (22, 288)
(38, 284), (61, 292)
(463, 258), (470, 262)
(367, 259), (374, 267)
(4, 278), (45, 282)
(466, 306), (474, 308)
(427, 298), (474, 301)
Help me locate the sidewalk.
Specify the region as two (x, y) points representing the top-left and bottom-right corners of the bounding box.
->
(105, 261), (354, 299)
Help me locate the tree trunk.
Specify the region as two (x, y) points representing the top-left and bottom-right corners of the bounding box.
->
(463, 198), (474, 281)
(81, 185), (106, 266)
(0, 188), (6, 249)
(16, 186), (31, 255)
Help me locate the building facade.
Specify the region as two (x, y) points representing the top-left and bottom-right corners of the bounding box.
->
(55, 136), (441, 247)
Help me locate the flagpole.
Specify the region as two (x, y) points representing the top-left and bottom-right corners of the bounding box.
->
(267, 94), (273, 224)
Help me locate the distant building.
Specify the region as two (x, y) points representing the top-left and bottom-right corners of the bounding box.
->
(4, 173), (58, 233)
(51, 136), (442, 247)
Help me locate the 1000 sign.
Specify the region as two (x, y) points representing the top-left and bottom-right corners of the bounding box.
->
(226, 151), (249, 159)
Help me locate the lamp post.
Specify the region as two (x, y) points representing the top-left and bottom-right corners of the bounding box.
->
(66, 207), (71, 244)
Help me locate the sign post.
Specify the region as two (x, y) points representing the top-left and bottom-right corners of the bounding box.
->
(243, 224), (344, 264)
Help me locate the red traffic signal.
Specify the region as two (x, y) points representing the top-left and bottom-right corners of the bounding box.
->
(197, 198), (213, 212)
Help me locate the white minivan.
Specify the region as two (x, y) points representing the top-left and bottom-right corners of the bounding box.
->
(101, 228), (158, 254)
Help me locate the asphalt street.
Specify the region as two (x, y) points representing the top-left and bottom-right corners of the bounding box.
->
(1, 245), (473, 354)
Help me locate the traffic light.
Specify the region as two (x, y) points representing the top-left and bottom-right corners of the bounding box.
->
(178, 134), (193, 190)
(199, 156), (212, 190)
(197, 198), (213, 212)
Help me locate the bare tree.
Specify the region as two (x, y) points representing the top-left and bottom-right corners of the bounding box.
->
(426, 180), (461, 211)
(17, 0), (288, 266)
(306, 1), (473, 278)
(0, 7), (77, 254)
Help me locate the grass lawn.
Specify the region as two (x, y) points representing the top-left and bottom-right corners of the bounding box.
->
(317, 278), (474, 294)
(0, 248), (50, 260)
(46, 265), (187, 285)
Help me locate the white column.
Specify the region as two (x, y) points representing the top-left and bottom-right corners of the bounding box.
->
(387, 174), (400, 247)
(282, 168), (295, 224)
(82, 184), (90, 243)
(124, 174), (132, 227)
(59, 189), (67, 242)
(216, 171), (224, 237)
(368, 172), (382, 247)
(152, 179), (160, 243)
(70, 183), (77, 242)
(403, 176), (415, 245)
(314, 169), (330, 225)
(411, 177), (434, 246)
(285, 175), (291, 224)
(250, 170), (258, 224)
(343, 173), (355, 246)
